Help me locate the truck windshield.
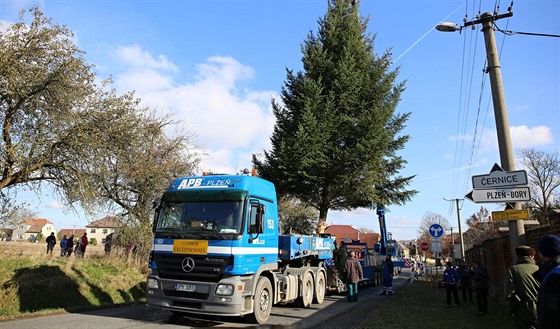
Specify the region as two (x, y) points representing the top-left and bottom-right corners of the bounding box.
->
(155, 201), (243, 236)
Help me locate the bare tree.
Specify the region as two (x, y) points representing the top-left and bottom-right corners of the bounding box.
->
(463, 207), (503, 249)
(518, 148), (560, 225)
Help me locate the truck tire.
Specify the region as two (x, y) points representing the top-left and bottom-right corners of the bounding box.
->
(296, 272), (314, 308)
(314, 270), (326, 304)
(246, 276), (273, 324)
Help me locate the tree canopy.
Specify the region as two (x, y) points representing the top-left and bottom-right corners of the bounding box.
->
(253, 0), (416, 230)
(0, 7), (199, 246)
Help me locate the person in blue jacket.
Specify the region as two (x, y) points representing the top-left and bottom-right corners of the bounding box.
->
(444, 261), (461, 307)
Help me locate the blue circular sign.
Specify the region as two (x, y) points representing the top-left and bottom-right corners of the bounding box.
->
(429, 224), (444, 238)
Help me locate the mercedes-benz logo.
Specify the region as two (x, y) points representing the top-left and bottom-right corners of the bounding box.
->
(181, 257), (195, 273)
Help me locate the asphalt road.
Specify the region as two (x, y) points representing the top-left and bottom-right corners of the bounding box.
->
(0, 270), (411, 329)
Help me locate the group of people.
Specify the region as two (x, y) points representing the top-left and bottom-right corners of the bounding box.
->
(46, 232), (89, 258)
(443, 234), (560, 328)
(334, 241), (394, 302)
(505, 235), (560, 329)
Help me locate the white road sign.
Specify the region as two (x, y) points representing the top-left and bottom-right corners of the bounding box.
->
(465, 186), (531, 203)
(472, 163), (528, 189)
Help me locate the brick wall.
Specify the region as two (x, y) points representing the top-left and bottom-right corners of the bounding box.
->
(465, 211), (560, 302)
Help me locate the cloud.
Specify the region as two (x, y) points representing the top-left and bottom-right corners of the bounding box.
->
(110, 45), (278, 174)
(46, 202), (64, 210)
(475, 125), (553, 152)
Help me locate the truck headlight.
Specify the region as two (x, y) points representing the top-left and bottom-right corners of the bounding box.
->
(147, 278), (159, 289)
(215, 284), (234, 296)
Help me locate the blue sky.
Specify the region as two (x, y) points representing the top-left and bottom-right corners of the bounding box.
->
(1, 0), (558, 240)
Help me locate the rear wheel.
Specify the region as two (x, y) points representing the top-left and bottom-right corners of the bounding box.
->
(314, 270), (326, 304)
(246, 277), (273, 324)
(296, 272), (314, 308)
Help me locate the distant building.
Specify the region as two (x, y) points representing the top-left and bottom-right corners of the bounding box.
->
(1, 228), (13, 241)
(86, 215), (120, 244)
(324, 224), (380, 250)
(58, 228), (86, 240)
(13, 218), (57, 242)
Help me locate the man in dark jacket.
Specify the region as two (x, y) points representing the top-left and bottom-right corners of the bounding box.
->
(474, 261), (489, 315)
(458, 259), (474, 303)
(45, 232), (56, 255)
(536, 235), (560, 329)
(444, 261), (460, 307)
(380, 255), (394, 296)
(506, 245), (540, 328)
(344, 250), (363, 302)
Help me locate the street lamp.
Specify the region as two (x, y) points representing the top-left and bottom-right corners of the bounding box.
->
(444, 198), (465, 259)
(436, 10), (525, 260)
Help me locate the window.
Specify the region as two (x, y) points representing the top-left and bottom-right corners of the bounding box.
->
(102, 229), (108, 234)
(90, 229), (96, 233)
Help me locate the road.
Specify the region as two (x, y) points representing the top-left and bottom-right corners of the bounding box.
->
(0, 270), (411, 329)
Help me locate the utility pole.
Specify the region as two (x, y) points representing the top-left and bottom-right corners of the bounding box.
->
(437, 9), (525, 260)
(445, 198), (465, 259)
(477, 12), (526, 254)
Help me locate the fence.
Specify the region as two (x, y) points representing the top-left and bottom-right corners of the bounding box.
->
(464, 210), (560, 302)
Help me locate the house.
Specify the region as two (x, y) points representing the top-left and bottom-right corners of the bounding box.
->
(57, 228), (87, 240)
(86, 215), (120, 244)
(1, 228), (13, 241)
(13, 218), (57, 242)
(324, 224), (380, 250)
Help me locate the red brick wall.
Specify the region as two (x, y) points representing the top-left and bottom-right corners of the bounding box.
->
(465, 212), (560, 302)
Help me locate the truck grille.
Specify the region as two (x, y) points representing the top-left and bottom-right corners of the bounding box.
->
(154, 253), (232, 282)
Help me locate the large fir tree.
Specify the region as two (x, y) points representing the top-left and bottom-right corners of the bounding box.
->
(253, 0), (416, 231)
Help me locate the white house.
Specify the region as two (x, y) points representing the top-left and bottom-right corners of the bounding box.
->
(13, 218), (57, 242)
(86, 216), (120, 244)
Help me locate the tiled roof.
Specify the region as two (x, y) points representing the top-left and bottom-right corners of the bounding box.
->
(86, 215), (121, 228)
(58, 228), (86, 238)
(23, 218), (54, 233)
(324, 225), (359, 235)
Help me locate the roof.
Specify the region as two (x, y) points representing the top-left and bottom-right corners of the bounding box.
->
(86, 215), (121, 228)
(325, 225), (380, 249)
(58, 228), (86, 237)
(324, 225), (359, 235)
(1, 228), (13, 235)
(22, 218), (54, 233)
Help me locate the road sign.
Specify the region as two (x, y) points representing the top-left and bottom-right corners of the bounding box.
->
(420, 242), (430, 251)
(429, 224), (444, 238)
(465, 186), (531, 203)
(472, 163), (528, 189)
(492, 209), (529, 220)
(431, 240), (442, 253)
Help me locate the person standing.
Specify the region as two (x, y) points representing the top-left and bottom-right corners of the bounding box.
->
(444, 261), (460, 307)
(458, 259), (474, 303)
(505, 246), (540, 328)
(45, 232), (56, 255)
(535, 235), (560, 329)
(66, 234), (74, 257)
(80, 232), (89, 258)
(59, 235), (67, 257)
(474, 261), (489, 316)
(344, 250), (363, 302)
(335, 241), (348, 281)
(380, 255), (394, 296)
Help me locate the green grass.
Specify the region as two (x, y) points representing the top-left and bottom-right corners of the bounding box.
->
(361, 277), (512, 329)
(0, 254), (146, 321)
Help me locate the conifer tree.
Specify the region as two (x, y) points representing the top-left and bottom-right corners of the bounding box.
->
(253, 0), (416, 231)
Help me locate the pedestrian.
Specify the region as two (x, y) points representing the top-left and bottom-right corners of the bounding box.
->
(474, 261), (489, 316)
(80, 232), (89, 258)
(59, 235), (67, 256)
(535, 235), (560, 329)
(104, 233), (112, 256)
(380, 255), (394, 296)
(344, 250), (363, 302)
(335, 240), (348, 281)
(45, 232), (56, 255)
(66, 234), (74, 257)
(443, 261), (460, 307)
(458, 259), (474, 303)
(505, 245), (540, 328)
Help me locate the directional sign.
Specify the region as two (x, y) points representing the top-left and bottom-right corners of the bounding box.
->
(429, 224), (444, 238)
(472, 163), (528, 189)
(492, 209), (529, 221)
(431, 240), (442, 253)
(465, 186), (531, 203)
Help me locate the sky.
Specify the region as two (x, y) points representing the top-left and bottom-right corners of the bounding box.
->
(1, 0), (558, 240)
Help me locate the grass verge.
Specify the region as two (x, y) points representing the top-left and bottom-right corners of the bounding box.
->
(0, 253), (146, 321)
(361, 277), (512, 329)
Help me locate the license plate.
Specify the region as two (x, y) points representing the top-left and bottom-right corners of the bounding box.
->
(175, 283), (196, 292)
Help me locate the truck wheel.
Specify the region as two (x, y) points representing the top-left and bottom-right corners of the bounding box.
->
(246, 277), (272, 324)
(314, 270), (326, 304)
(296, 272), (314, 308)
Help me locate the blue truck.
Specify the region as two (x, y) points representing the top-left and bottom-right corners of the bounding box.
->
(146, 174), (340, 324)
